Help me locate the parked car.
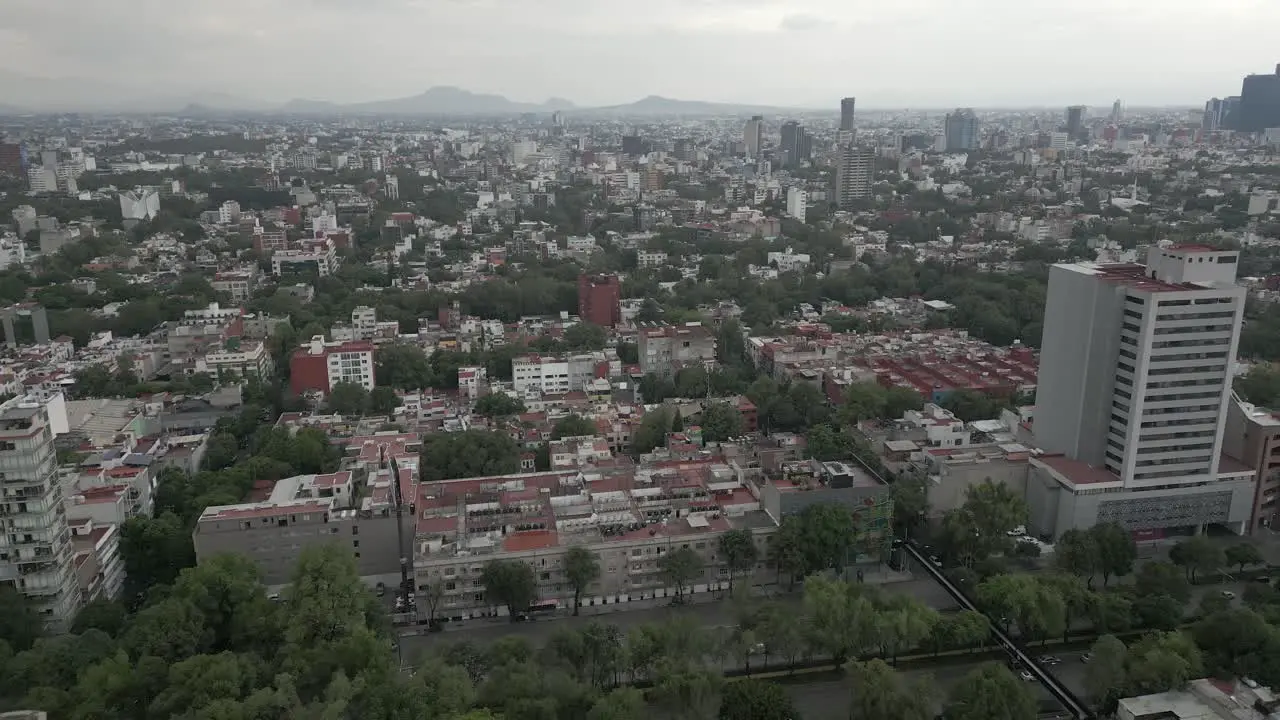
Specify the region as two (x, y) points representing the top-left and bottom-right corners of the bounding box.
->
(1019, 670), (1035, 682)
(1038, 655), (1061, 665)
(1221, 590), (1236, 599)
(1080, 653), (1092, 664)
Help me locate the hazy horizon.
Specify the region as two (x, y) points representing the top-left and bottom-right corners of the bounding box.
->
(2, 0), (1277, 109)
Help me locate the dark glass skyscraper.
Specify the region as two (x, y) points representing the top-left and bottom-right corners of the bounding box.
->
(1065, 105), (1086, 139)
(944, 108), (979, 151)
(840, 97), (856, 132)
(1236, 64), (1280, 133)
(779, 121), (811, 168)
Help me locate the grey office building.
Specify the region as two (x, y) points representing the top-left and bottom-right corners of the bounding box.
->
(835, 145), (873, 210)
(944, 109), (979, 151)
(1029, 246), (1256, 539)
(1236, 64), (1280, 133)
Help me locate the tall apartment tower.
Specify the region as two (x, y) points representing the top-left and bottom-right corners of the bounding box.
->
(743, 116), (763, 159)
(1203, 98), (1225, 132)
(1111, 99), (1123, 123)
(0, 401), (80, 631)
(835, 144), (873, 210)
(1031, 246), (1257, 537)
(779, 121), (811, 169)
(943, 109), (980, 151)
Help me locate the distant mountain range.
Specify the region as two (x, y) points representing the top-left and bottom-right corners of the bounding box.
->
(0, 73), (817, 117)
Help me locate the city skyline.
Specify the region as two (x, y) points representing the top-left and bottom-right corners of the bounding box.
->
(1, 0), (1279, 110)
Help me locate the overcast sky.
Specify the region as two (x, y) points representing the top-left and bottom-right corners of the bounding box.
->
(2, 0), (1278, 108)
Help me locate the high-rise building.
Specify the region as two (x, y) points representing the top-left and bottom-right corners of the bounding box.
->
(578, 273), (621, 328)
(779, 121), (811, 169)
(672, 138), (694, 162)
(622, 135), (649, 157)
(786, 187), (807, 223)
(840, 97), (856, 133)
(0, 142), (24, 176)
(1065, 105), (1086, 140)
(1031, 246), (1256, 539)
(0, 397), (81, 632)
(1236, 63), (1280, 133)
(943, 109), (980, 151)
(26, 165), (57, 194)
(835, 144), (873, 210)
(743, 115), (763, 159)
(1111, 99), (1123, 123)
(1203, 98), (1225, 132)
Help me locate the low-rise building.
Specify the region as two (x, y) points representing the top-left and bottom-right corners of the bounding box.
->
(638, 323), (717, 377)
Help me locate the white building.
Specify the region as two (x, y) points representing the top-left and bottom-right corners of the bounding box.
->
(119, 189), (161, 221)
(766, 248), (811, 273)
(272, 239), (338, 277)
(197, 340), (273, 379)
(384, 174), (399, 200)
(637, 250), (668, 269)
(786, 187), (807, 223)
(0, 235), (27, 269)
(217, 201), (241, 224)
(27, 165), (58, 194)
(512, 140), (538, 165)
(512, 354), (571, 395)
(1031, 245), (1255, 538)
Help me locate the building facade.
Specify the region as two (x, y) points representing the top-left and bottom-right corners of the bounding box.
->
(289, 337), (376, 396)
(638, 323), (717, 377)
(944, 109), (980, 152)
(1031, 246), (1254, 539)
(578, 273), (621, 328)
(836, 145), (873, 210)
(1236, 63), (1280, 133)
(1222, 393), (1280, 534)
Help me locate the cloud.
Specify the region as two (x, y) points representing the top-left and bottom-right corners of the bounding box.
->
(778, 13), (825, 30)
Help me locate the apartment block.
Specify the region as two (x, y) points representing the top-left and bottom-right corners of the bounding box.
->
(638, 323), (717, 377)
(1222, 393), (1280, 534)
(1030, 246), (1256, 539)
(194, 467), (413, 588)
(0, 401), (80, 631)
(511, 353), (612, 396)
(289, 336), (376, 396)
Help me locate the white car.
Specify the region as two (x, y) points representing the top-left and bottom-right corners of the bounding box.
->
(1221, 590), (1236, 600)
(1019, 670), (1035, 682)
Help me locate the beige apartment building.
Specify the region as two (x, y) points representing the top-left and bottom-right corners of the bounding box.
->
(412, 459), (894, 621)
(1223, 392), (1280, 534)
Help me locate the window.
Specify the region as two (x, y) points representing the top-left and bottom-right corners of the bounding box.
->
(352, 540), (359, 548)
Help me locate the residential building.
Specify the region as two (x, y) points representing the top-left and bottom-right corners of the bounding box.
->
(786, 187), (807, 223)
(0, 399), (80, 631)
(1030, 245), (1255, 539)
(211, 269), (257, 303)
(944, 109), (980, 151)
(511, 353), (610, 396)
(1116, 677), (1278, 720)
(289, 336), (376, 396)
(779, 121), (811, 169)
(26, 165), (57, 194)
(271, 238), (338, 277)
(194, 468), (414, 588)
(0, 141), (24, 176)
(578, 273), (621, 328)
(835, 145), (873, 210)
(1222, 394), (1280, 534)
(195, 339), (273, 380)
(118, 189), (160, 221)
(638, 323), (717, 377)
(1065, 105), (1086, 139)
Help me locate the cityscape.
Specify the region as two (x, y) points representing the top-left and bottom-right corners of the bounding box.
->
(0, 51), (1279, 720)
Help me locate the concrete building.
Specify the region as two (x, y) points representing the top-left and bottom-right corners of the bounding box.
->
(271, 238), (338, 277)
(118, 189), (160, 221)
(1031, 245), (1255, 539)
(944, 109), (980, 152)
(1065, 105), (1086, 140)
(840, 97), (857, 133)
(743, 116), (763, 159)
(835, 145), (873, 210)
(26, 165), (57, 194)
(1116, 677), (1278, 720)
(1222, 393), (1280, 534)
(0, 400), (80, 631)
(289, 336), (376, 396)
(511, 353), (611, 397)
(578, 273), (621, 328)
(194, 467), (414, 589)
(638, 323), (717, 377)
(786, 187), (807, 223)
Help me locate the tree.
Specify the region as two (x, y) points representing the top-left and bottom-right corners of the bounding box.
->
(375, 343), (435, 390)
(719, 529), (759, 593)
(718, 679), (799, 720)
(975, 574), (1066, 644)
(806, 423), (855, 462)
(939, 389), (1004, 422)
(1055, 528), (1099, 586)
(565, 546), (601, 616)
(0, 584), (43, 651)
(1135, 561), (1191, 603)
(119, 511), (197, 602)
(802, 576), (878, 666)
(659, 547), (703, 603)
(473, 393), (526, 419)
(1085, 635), (1128, 704)
(632, 407), (672, 454)
(1170, 535), (1224, 583)
(699, 401), (745, 442)
(846, 659), (934, 720)
(1125, 631), (1203, 695)
(553, 414), (597, 439)
(71, 598), (129, 637)
(369, 385), (401, 415)
(564, 322), (607, 351)
(1225, 543), (1264, 574)
(589, 687), (647, 720)
(1091, 522), (1137, 586)
(421, 430), (521, 481)
(771, 503), (856, 580)
(945, 663), (1037, 720)
(327, 381), (369, 415)
(840, 382), (888, 424)
(481, 559), (537, 620)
